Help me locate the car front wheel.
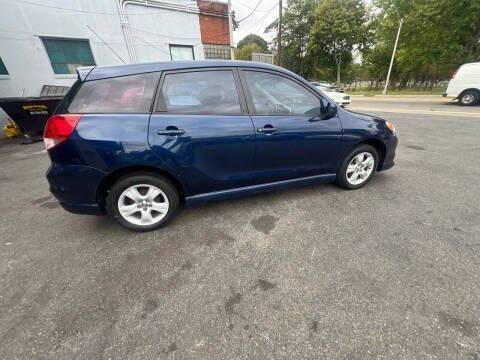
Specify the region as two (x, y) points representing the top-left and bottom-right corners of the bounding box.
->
(336, 144), (378, 189)
(107, 173), (180, 231)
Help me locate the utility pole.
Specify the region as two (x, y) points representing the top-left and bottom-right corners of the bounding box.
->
(277, 0), (282, 66)
(383, 18), (403, 95)
(228, 0), (235, 60)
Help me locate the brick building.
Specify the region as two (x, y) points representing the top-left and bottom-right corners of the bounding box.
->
(197, 0), (232, 60)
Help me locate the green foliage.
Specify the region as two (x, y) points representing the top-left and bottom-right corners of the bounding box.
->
(309, 0), (368, 83)
(237, 34), (269, 52)
(271, 0), (480, 85)
(279, 0), (367, 82)
(234, 43), (264, 61)
(366, 0), (480, 83)
(279, 0), (319, 78)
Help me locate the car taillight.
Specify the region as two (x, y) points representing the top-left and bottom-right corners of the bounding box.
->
(451, 69), (458, 80)
(43, 114), (81, 151)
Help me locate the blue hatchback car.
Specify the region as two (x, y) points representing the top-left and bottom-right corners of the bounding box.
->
(45, 60), (397, 231)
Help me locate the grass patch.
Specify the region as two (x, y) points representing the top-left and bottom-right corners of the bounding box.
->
(348, 86), (445, 96)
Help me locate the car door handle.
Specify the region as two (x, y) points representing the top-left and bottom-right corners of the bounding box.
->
(157, 128), (185, 136)
(257, 126), (277, 134)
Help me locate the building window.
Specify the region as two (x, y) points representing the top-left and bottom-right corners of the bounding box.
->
(203, 44), (231, 60)
(169, 45), (194, 61)
(0, 57), (9, 75)
(42, 38), (95, 75)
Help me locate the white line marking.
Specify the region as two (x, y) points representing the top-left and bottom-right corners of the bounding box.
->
(30, 149), (47, 155)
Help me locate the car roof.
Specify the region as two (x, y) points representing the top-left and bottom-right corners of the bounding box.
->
(459, 62), (480, 69)
(78, 60), (297, 82)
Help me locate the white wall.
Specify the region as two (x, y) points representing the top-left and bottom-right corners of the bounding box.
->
(0, 0), (203, 98)
(126, 3), (204, 62)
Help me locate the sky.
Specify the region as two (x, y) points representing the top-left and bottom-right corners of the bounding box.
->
(231, 0), (280, 45)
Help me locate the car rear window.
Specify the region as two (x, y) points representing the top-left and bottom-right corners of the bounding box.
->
(68, 72), (160, 113)
(159, 70), (241, 114)
(55, 80), (82, 114)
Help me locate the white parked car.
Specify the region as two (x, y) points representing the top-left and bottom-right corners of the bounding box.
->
(311, 82), (351, 106)
(315, 81), (343, 92)
(444, 62), (480, 106)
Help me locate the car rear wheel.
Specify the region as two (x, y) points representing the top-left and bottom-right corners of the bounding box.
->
(107, 173), (180, 231)
(336, 144), (378, 189)
(459, 90), (479, 106)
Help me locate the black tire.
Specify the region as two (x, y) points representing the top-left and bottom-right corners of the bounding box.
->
(459, 90), (479, 106)
(336, 144), (379, 190)
(106, 172), (180, 231)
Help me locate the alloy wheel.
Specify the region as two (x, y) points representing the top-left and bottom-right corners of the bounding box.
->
(117, 184), (169, 226)
(346, 152), (375, 186)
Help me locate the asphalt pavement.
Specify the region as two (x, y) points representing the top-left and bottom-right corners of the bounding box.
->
(1, 97), (479, 359)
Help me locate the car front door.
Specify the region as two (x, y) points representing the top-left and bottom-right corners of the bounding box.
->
(239, 69), (343, 184)
(148, 68), (256, 197)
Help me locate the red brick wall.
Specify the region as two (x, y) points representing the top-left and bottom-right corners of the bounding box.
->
(197, 0), (230, 45)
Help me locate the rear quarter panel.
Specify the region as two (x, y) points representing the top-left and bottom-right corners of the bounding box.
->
(50, 114), (187, 191)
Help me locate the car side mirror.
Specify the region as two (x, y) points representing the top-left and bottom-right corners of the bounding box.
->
(320, 102), (338, 120)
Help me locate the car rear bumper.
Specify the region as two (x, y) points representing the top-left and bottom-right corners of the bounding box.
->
(46, 163), (107, 215)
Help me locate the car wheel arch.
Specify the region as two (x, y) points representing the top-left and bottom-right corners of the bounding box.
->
(458, 88), (480, 102)
(96, 165), (186, 209)
(342, 138), (386, 171)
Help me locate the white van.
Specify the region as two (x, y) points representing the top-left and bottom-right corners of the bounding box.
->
(444, 62), (480, 106)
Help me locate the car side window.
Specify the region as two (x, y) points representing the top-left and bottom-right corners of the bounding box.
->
(243, 71), (321, 116)
(160, 70), (241, 114)
(68, 72), (160, 113)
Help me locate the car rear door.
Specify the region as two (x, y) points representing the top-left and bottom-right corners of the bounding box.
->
(239, 69), (343, 184)
(148, 68), (256, 196)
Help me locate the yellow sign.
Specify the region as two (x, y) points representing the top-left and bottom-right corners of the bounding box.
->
(22, 104), (48, 115)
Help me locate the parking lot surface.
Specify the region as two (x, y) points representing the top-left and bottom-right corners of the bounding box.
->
(1, 97), (479, 359)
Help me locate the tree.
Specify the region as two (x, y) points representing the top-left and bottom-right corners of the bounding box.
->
(368, 0), (480, 86)
(309, 0), (368, 84)
(234, 43), (264, 60)
(237, 34), (269, 52)
(278, 0), (319, 78)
